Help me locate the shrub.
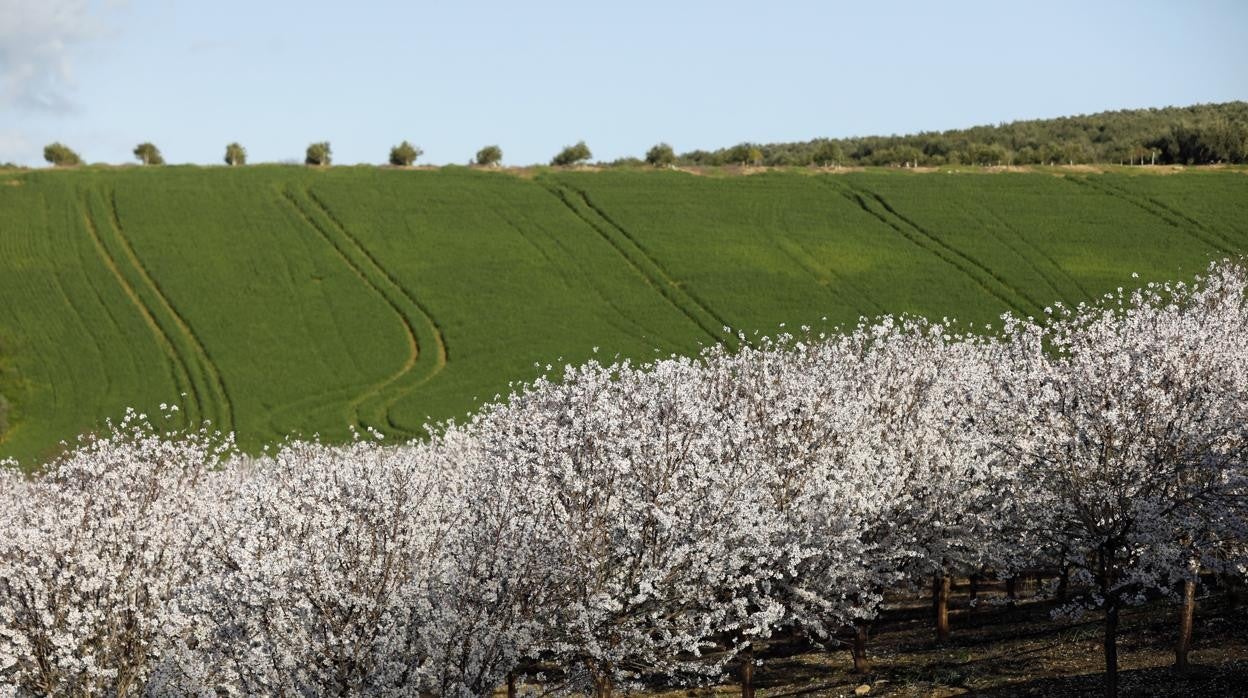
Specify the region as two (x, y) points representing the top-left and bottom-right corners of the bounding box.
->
(645, 142), (676, 167)
(305, 141), (332, 166)
(42, 142), (82, 167)
(474, 144), (503, 167)
(133, 143), (164, 165)
(389, 140), (423, 167)
(551, 140), (592, 166)
(224, 142), (246, 166)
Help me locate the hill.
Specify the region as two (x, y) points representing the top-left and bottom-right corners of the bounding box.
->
(680, 101), (1248, 167)
(1, 165), (1247, 465)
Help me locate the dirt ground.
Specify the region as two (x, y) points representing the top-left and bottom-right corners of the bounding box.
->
(512, 580), (1248, 697)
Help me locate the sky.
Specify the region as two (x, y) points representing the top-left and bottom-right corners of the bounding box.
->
(1, 0), (1246, 167)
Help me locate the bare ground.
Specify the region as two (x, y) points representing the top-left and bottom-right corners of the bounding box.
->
(513, 581), (1248, 697)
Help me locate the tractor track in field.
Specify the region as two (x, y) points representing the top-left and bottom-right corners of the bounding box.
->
(974, 204), (1085, 306)
(823, 179), (1036, 318)
(306, 189), (449, 434)
(281, 188), (446, 436)
(80, 190), (204, 426)
(1097, 178), (1246, 248)
(1068, 177), (1236, 256)
(775, 237), (887, 319)
(492, 197), (685, 353)
(540, 179), (737, 348)
(107, 190), (236, 434)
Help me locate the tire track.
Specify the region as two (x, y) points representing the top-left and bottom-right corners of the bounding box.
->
(105, 189), (235, 434)
(977, 204), (1093, 303)
(282, 188), (446, 436)
(80, 191), (201, 425)
(540, 179), (736, 348)
(305, 189), (449, 433)
(1098, 177), (1243, 249)
(492, 196), (685, 354)
(821, 178), (1035, 318)
(1068, 177), (1235, 256)
(775, 236), (887, 318)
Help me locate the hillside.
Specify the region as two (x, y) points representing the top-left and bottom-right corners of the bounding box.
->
(1, 166), (1246, 465)
(681, 101), (1248, 167)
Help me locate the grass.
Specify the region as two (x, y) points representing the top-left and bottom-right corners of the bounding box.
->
(1, 166), (1246, 465)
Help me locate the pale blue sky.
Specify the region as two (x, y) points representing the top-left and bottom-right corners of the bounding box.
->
(1, 0), (1245, 166)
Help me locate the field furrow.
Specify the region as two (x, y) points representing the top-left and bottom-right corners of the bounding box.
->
(827, 180), (1034, 318)
(282, 188), (446, 435)
(1069, 177), (1236, 256)
(103, 188), (235, 433)
(540, 180), (733, 346)
(80, 190), (202, 425)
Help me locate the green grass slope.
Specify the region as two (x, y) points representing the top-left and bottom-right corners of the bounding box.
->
(0, 166), (1245, 466)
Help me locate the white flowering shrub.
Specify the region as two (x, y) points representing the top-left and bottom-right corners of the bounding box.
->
(0, 414), (229, 696)
(2, 261), (1246, 697)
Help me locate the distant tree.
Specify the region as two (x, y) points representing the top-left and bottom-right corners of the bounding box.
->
(551, 141), (592, 167)
(305, 142), (332, 166)
(747, 147), (763, 166)
(224, 142), (247, 166)
(475, 145), (503, 167)
(723, 144), (752, 165)
(133, 143), (165, 166)
(813, 140), (844, 167)
(644, 142), (676, 167)
(43, 142), (82, 167)
(389, 141), (423, 167)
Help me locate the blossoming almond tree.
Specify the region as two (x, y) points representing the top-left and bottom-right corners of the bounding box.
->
(996, 263), (1248, 697)
(0, 414), (229, 696)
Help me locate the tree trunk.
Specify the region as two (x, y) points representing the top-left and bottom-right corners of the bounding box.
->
(1057, 565), (1070, 602)
(741, 645), (755, 698)
(1006, 575), (1018, 605)
(1104, 599), (1119, 698)
(507, 672), (517, 698)
(969, 574), (981, 611)
(1175, 577), (1197, 672)
(588, 661), (612, 698)
(851, 623), (870, 673)
(933, 573), (951, 643)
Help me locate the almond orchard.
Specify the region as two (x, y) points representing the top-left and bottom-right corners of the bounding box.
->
(3, 262), (1247, 697)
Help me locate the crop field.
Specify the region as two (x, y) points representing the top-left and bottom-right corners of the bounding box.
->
(0, 166), (1245, 466)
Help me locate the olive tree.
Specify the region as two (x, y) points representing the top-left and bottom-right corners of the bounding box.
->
(224, 142), (246, 166)
(474, 145), (502, 167)
(42, 142), (82, 167)
(644, 142), (675, 167)
(305, 141), (332, 166)
(551, 141), (591, 167)
(389, 140), (422, 166)
(133, 142), (165, 165)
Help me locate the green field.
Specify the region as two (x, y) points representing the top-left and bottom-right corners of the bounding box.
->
(1, 166), (1245, 466)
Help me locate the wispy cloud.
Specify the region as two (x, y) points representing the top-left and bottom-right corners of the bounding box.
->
(0, 0), (113, 112)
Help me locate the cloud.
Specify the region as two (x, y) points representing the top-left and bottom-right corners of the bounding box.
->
(0, 0), (110, 112)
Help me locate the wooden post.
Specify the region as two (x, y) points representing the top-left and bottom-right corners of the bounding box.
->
(1175, 577), (1197, 672)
